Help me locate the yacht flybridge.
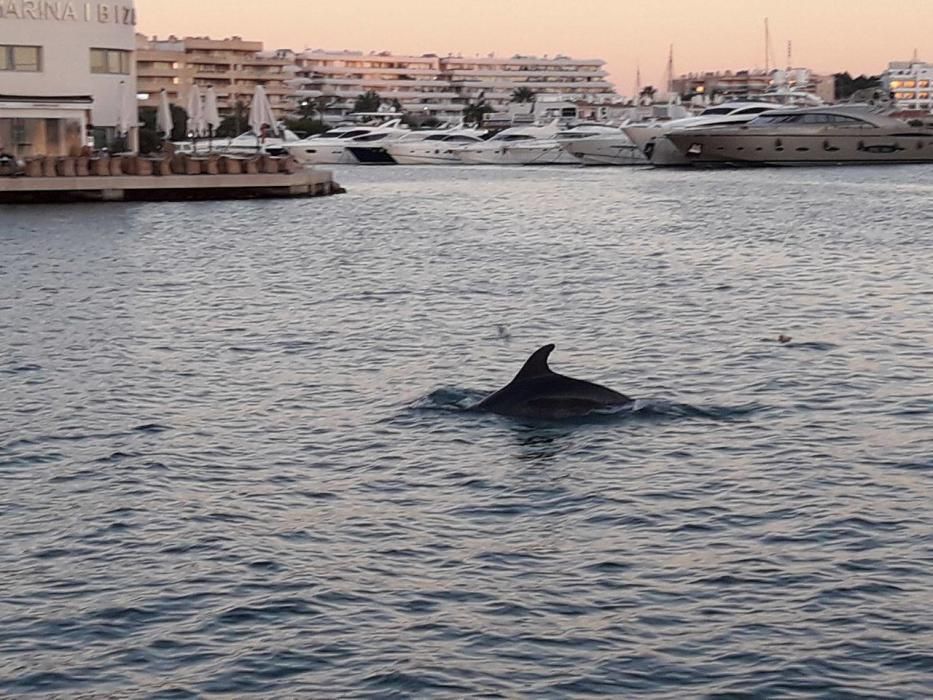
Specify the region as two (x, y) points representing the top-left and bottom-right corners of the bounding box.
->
(665, 105), (933, 167)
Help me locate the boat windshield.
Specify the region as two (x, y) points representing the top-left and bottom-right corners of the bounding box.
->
(699, 107), (735, 116)
(749, 113), (874, 126)
(443, 134), (481, 142)
(336, 129), (372, 139)
(731, 106), (774, 115)
(353, 133), (390, 142)
(497, 134), (535, 142)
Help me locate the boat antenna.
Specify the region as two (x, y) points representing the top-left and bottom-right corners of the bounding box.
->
(666, 44), (674, 97)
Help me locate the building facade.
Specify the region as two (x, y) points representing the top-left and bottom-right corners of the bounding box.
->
(290, 51), (618, 121)
(883, 61), (933, 112)
(0, 0), (137, 157)
(672, 68), (834, 104)
(136, 35), (297, 122)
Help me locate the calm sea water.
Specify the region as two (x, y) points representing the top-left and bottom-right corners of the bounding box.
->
(1, 164), (932, 698)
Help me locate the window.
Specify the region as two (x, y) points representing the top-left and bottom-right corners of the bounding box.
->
(0, 45), (41, 72)
(90, 48), (131, 75)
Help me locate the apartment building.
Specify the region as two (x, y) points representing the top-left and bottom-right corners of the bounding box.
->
(291, 51), (618, 120)
(136, 35), (297, 119)
(672, 68), (834, 103)
(884, 61), (933, 111)
(442, 55), (615, 109)
(135, 37), (619, 124)
(291, 50), (459, 120)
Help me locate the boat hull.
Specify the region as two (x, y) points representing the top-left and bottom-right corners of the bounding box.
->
(563, 137), (646, 166)
(459, 144), (580, 165)
(284, 142), (359, 165)
(386, 145), (465, 165)
(345, 146), (397, 165)
(667, 128), (933, 166)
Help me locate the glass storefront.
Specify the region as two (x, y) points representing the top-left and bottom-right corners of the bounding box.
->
(0, 117), (86, 158)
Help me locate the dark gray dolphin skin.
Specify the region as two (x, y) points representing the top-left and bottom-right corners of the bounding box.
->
(475, 344), (632, 419)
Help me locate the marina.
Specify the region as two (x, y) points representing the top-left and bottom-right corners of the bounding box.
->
(4, 0), (933, 697)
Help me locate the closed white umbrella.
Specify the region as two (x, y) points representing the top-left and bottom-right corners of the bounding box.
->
(117, 80), (135, 135)
(157, 88), (174, 140)
(203, 86), (221, 151)
(248, 85), (277, 147)
(116, 80), (137, 153)
(204, 86), (221, 132)
(186, 83), (205, 137)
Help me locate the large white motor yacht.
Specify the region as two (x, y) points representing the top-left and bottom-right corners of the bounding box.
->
(624, 102), (783, 166)
(386, 128), (487, 165)
(277, 119), (410, 165)
(558, 124), (645, 166)
(456, 121), (579, 165)
(665, 105), (933, 167)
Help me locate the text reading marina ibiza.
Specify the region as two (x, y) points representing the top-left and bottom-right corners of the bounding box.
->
(0, 1), (136, 24)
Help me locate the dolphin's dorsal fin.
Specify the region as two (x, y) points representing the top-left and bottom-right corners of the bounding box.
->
(514, 344), (556, 381)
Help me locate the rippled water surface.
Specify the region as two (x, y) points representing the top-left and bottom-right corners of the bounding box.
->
(2, 165), (933, 698)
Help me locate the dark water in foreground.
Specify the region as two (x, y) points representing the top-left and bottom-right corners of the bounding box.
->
(1, 165), (932, 698)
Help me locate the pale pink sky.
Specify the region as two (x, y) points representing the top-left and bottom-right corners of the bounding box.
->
(136, 0), (929, 94)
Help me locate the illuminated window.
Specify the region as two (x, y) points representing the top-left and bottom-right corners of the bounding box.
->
(0, 44), (41, 72)
(919, 81), (929, 87)
(890, 80), (903, 88)
(903, 81), (916, 88)
(90, 48), (131, 75)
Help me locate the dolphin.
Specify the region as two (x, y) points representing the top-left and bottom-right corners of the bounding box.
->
(475, 344), (633, 419)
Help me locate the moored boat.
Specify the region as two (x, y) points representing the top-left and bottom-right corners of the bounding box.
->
(665, 105), (933, 167)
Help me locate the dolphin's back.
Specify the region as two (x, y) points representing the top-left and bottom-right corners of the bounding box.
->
(476, 345), (632, 419)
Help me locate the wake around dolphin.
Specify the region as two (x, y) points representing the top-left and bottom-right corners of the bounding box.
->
(475, 344), (633, 419)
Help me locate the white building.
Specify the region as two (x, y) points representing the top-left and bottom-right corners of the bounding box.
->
(0, 1), (138, 157)
(883, 61), (933, 112)
(291, 50), (459, 121)
(289, 50), (618, 121)
(442, 54), (616, 111)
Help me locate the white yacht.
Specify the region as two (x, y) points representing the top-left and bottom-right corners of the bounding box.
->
(665, 105), (933, 167)
(277, 119), (410, 165)
(171, 129), (303, 156)
(457, 121), (580, 165)
(386, 128), (487, 165)
(624, 102), (783, 166)
(558, 124), (645, 166)
(218, 129), (303, 155)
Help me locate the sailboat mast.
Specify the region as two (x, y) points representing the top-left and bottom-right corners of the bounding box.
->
(764, 17), (771, 73)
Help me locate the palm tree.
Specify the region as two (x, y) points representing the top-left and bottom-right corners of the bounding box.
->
(639, 85), (658, 104)
(510, 87), (536, 103)
(463, 101), (493, 127)
(353, 90), (382, 113)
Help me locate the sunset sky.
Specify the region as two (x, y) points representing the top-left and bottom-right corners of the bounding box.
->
(136, 0), (930, 94)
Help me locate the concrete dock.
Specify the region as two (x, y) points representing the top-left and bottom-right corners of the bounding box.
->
(0, 153), (344, 203)
(0, 169), (342, 203)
